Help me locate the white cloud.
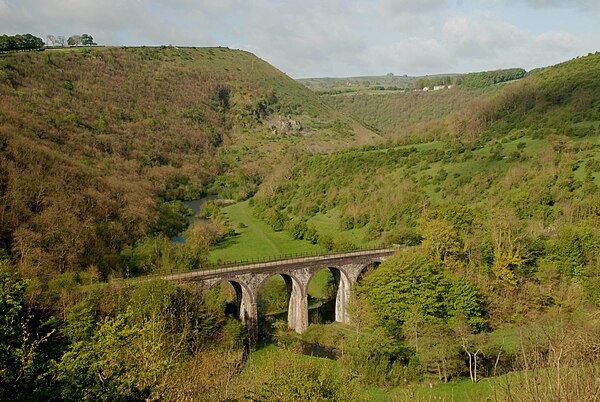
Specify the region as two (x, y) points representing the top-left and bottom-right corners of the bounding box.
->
(480, 0), (600, 11)
(369, 37), (450, 75)
(239, 0), (370, 77)
(0, 0), (33, 31)
(381, 0), (449, 13)
(533, 32), (578, 52)
(443, 12), (524, 59)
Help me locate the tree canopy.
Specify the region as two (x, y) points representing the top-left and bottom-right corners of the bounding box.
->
(0, 34), (44, 52)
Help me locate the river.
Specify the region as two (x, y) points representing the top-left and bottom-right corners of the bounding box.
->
(171, 195), (217, 242)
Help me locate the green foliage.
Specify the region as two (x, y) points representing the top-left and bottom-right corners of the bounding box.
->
(119, 235), (178, 276)
(359, 252), (447, 335)
(150, 200), (191, 237)
(0, 34), (44, 52)
(383, 226), (422, 246)
(0, 264), (33, 395)
(288, 219), (308, 240)
(421, 218), (462, 263)
(318, 234), (335, 251)
(1, 45), (370, 281)
(550, 226), (598, 279)
(415, 68), (525, 90)
(416, 323), (464, 382)
(461, 68), (526, 89)
(446, 277), (487, 332)
(266, 209), (286, 231)
(48, 280), (229, 400)
(340, 327), (416, 387)
(61, 80), (74, 91)
(325, 86), (487, 136)
(53, 307), (153, 401)
(240, 349), (355, 401)
(360, 251), (486, 335)
(0, 263), (57, 400)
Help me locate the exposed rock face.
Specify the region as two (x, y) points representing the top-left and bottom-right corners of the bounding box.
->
(266, 116), (304, 134)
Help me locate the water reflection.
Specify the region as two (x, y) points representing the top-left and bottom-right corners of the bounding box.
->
(171, 195), (217, 242)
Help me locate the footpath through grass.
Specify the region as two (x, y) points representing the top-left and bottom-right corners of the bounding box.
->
(208, 201), (324, 263)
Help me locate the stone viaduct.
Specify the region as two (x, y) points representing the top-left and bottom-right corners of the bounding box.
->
(162, 248), (396, 336)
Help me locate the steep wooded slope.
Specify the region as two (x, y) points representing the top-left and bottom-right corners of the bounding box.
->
(0, 46), (378, 279)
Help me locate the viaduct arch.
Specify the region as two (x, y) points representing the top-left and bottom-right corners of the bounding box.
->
(162, 248), (395, 337)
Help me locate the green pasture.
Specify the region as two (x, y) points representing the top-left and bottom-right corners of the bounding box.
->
(208, 201), (323, 263)
(307, 208), (376, 248)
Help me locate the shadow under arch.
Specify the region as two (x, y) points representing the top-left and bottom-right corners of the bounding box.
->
(307, 266), (352, 324)
(256, 272), (307, 334)
(205, 278), (255, 328)
(355, 261), (382, 284)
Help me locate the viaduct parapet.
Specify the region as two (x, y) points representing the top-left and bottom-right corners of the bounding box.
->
(162, 248), (396, 337)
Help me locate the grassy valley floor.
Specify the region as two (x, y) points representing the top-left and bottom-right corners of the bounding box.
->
(208, 201), (324, 263)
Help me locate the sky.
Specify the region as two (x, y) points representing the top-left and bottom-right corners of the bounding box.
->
(1, 0), (599, 78)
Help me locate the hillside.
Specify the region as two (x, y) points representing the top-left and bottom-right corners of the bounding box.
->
(2, 47), (600, 400)
(0, 46), (379, 281)
(192, 52), (600, 400)
(323, 87), (494, 136)
(253, 52), (600, 314)
(297, 73), (455, 93)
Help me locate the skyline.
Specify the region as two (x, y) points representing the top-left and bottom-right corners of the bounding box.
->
(1, 0), (599, 78)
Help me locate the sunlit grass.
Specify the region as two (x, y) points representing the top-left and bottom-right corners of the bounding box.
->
(208, 201), (323, 263)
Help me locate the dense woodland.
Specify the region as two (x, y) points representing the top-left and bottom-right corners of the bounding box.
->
(1, 47), (600, 400)
(0, 34), (45, 53)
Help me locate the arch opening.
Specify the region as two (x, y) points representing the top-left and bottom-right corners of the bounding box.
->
(257, 273), (306, 336)
(203, 279), (253, 327)
(356, 261), (381, 284)
(307, 267), (351, 325)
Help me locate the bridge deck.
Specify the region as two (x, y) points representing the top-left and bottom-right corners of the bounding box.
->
(161, 248), (396, 282)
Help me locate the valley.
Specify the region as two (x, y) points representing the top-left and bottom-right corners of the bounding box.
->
(1, 46), (600, 401)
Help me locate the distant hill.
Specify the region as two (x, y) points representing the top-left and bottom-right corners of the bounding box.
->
(0, 46), (378, 278)
(254, 52), (600, 248)
(299, 68), (527, 137)
(298, 73), (456, 94)
(322, 87), (495, 136)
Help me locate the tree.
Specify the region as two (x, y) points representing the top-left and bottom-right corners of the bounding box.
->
(488, 210), (527, 287)
(452, 315), (488, 383)
(446, 277), (487, 332)
(80, 34), (97, 46)
(359, 251), (486, 337)
(0, 262), (55, 398)
(417, 323), (464, 382)
(67, 35), (81, 46)
(0, 34), (43, 52)
(346, 293), (377, 341)
(359, 251), (447, 335)
(46, 35), (66, 47)
(421, 218), (462, 263)
(0, 35), (15, 52)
